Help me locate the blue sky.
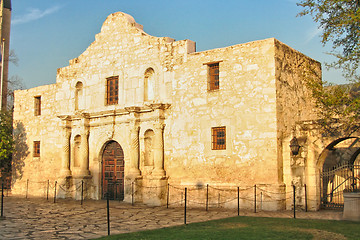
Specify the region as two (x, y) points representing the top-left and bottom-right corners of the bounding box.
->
(10, 0), (345, 89)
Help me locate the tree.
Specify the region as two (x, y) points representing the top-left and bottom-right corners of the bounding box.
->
(297, 0), (360, 81)
(298, 0), (360, 136)
(306, 76), (360, 136)
(7, 75), (25, 108)
(0, 110), (14, 176)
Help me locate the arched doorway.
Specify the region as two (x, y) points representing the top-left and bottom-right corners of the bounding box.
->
(319, 137), (360, 209)
(102, 141), (125, 200)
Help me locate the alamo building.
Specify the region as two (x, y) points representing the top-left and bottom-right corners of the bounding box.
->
(11, 12), (360, 211)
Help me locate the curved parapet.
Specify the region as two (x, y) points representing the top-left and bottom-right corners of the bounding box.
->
(58, 11), (196, 84)
(101, 12), (144, 32)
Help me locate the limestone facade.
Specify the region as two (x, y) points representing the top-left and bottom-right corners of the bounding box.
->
(12, 12), (323, 210)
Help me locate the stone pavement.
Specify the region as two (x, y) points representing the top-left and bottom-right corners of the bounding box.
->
(0, 196), (343, 240)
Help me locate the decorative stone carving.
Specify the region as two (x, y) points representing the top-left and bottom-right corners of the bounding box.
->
(59, 115), (72, 177)
(129, 124), (141, 177)
(79, 115), (90, 176)
(153, 122), (166, 177)
(61, 128), (72, 177)
(290, 156), (305, 167)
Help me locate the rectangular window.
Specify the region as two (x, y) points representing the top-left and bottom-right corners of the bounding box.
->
(33, 141), (40, 157)
(34, 96), (41, 116)
(106, 76), (119, 105)
(208, 63), (219, 91)
(212, 126), (226, 150)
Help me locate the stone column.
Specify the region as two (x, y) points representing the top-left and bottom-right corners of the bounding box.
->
(129, 125), (141, 177)
(79, 115), (90, 176)
(60, 129), (72, 177)
(153, 122), (166, 177)
(58, 116), (72, 177)
(78, 128), (90, 176)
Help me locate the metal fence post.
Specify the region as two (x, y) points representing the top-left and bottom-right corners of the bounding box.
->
(254, 184), (257, 213)
(131, 182), (134, 206)
(1, 183), (4, 217)
(81, 180), (84, 205)
(206, 184), (209, 211)
(54, 181), (57, 203)
(107, 192), (110, 236)
(167, 183), (169, 209)
(293, 185), (296, 219)
(304, 184), (307, 212)
(237, 186), (240, 216)
(26, 179), (29, 199)
(184, 187), (187, 225)
(46, 180), (49, 201)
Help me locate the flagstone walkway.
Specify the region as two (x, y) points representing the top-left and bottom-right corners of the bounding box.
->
(0, 196), (343, 240)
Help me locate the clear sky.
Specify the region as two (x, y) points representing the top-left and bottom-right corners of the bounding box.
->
(9, 0), (346, 89)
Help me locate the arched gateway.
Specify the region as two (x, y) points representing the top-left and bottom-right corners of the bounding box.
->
(102, 141), (125, 200)
(319, 137), (360, 209)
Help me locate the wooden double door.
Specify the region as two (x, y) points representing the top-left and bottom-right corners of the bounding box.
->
(102, 141), (124, 200)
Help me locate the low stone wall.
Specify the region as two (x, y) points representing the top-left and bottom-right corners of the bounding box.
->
(343, 192), (360, 221)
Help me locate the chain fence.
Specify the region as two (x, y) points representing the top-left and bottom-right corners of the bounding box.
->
(11, 178), (321, 212)
(0, 180), (347, 236)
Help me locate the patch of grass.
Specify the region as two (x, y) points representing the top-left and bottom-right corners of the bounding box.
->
(95, 216), (360, 240)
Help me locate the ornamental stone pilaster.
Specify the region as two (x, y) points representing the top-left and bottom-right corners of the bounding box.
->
(79, 114), (90, 176)
(125, 108), (141, 178)
(129, 124), (141, 177)
(153, 122), (166, 177)
(61, 129), (72, 176)
(60, 118), (72, 177)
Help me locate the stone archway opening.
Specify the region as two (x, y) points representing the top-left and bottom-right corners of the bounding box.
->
(319, 137), (360, 209)
(102, 141), (125, 200)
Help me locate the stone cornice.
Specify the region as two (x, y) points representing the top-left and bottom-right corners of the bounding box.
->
(57, 103), (171, 121)
(57, 115), (72, 121)
(147, 103), (171, 110)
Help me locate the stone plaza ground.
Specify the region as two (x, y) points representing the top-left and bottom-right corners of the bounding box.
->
(0, 196), (343, 240)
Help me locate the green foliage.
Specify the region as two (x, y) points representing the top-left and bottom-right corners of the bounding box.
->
(297, 0), (360, 81)
(95, 216), (360, 240)
(307, 75), (360, 136)
(0, 110), (14, 171)
(298, 1), (360, 136)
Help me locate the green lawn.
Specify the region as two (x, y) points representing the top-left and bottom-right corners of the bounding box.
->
(95, 216), (360, 240)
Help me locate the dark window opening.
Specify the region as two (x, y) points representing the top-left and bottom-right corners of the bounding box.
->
(208, 63), (220, 91)
(33, 141), (40, 157)
(34, 96), (41, 116)
(106, 76), (119, 105)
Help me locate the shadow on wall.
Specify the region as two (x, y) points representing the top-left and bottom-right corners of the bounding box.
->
(12, 121), (29, 183)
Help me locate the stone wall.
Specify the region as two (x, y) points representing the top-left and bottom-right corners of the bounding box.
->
(274, 40), (322, 210)
(12, 12), (322, 211)
(167, 38), (278, 185)
(12, 84), (62, 197)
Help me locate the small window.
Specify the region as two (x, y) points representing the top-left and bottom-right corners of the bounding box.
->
(212, 127), (226, 150)
(75, 82), (83, 110)
(208, 63), (219, 91)
(34, 96), (41, 116)
(33, 141), (40, 157)
(106, 76), (119, 105)
(144, 68), (155, 101)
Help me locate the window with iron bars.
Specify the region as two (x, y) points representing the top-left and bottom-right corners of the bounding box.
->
(212, 126), (226, 150)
